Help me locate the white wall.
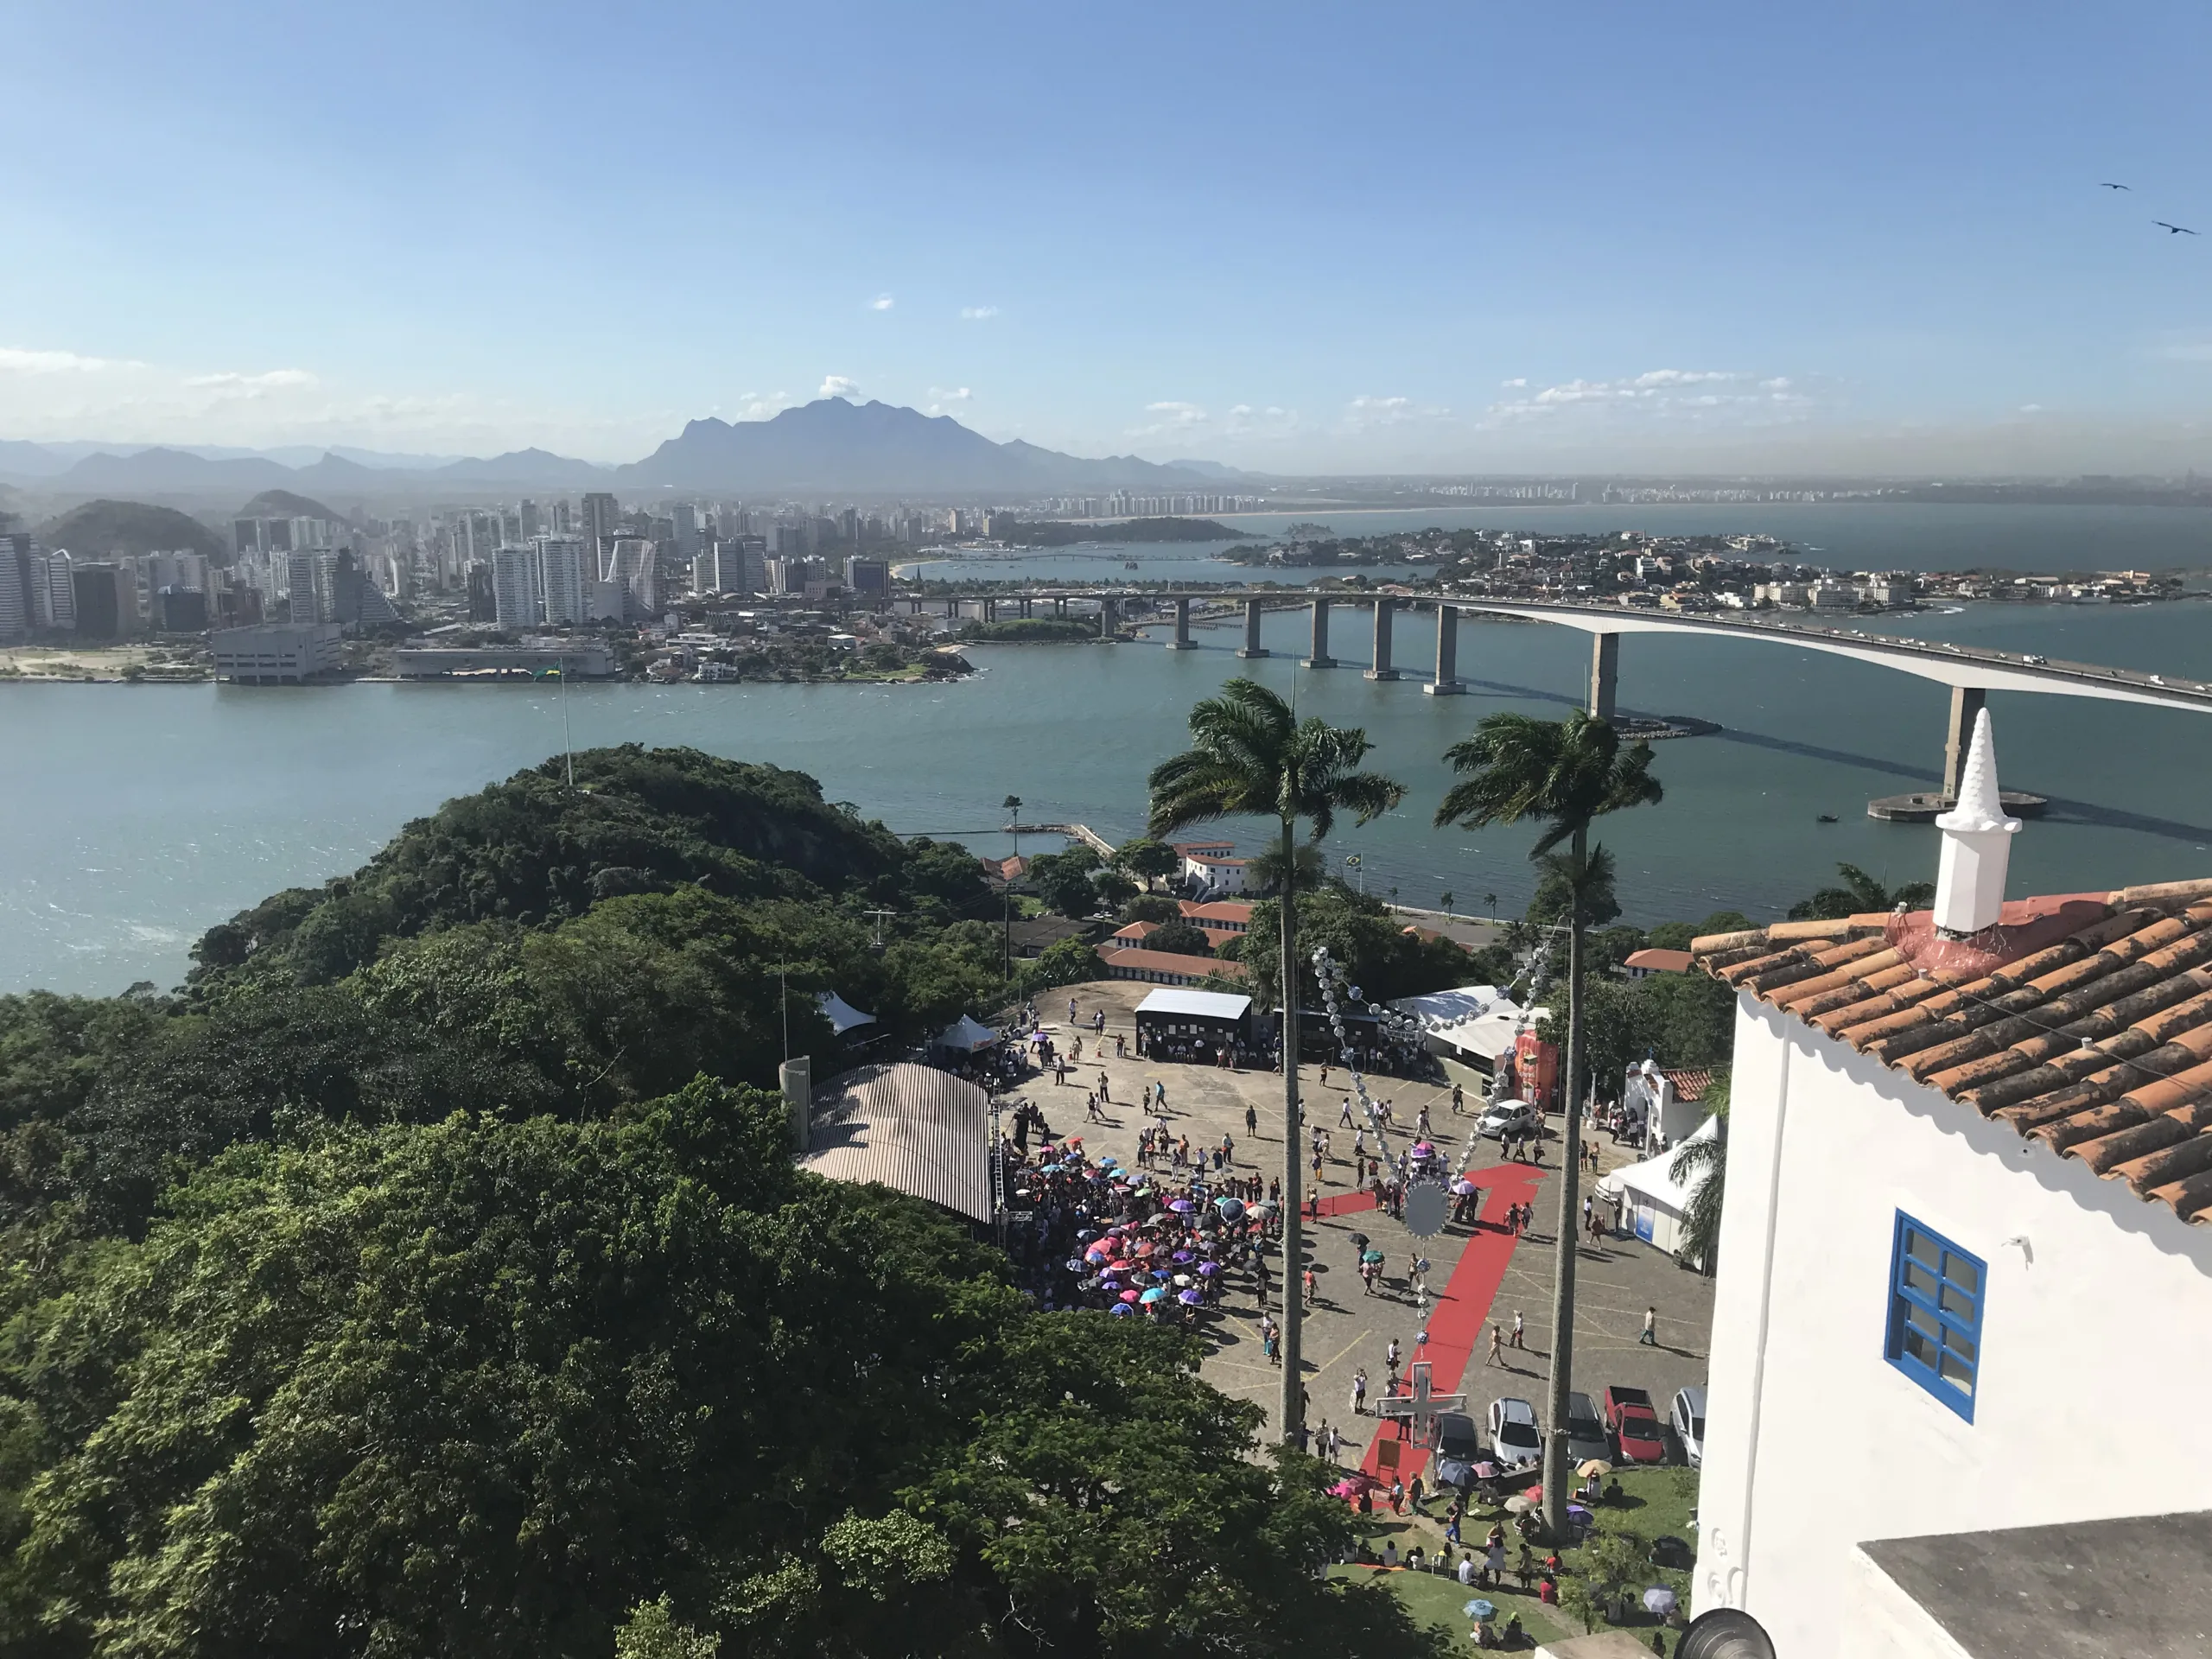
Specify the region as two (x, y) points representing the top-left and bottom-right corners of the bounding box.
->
(1694, 995), (2212, 1659)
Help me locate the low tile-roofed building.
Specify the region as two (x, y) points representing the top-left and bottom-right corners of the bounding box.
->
(1178, 899), (1253, 935)
(1623, 945), (1695, 977)
(1100, 948), (1247, 987)
(1693, 876), (2212, 1226)
(1106, 919), (1160, 950)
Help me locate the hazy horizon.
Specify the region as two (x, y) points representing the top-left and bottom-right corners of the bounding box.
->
(8, 3), (2212, 475)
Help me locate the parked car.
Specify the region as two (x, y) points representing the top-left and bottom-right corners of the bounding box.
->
(1477, 1100), (1536, 1140)
(1433, 1410), (1481, 1464)
(1670, 1386), (1707, 1467)
(1564, 1390), (1611, 1465)
(1486, 1396), (1542, 1469)
(1604, 1384), (1665, 1463)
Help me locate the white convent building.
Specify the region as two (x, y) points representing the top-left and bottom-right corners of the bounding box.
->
(1684, 713), (2212, 1659)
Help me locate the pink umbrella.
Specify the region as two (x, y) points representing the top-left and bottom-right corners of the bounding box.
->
(1118, 1288), (1141, 1303)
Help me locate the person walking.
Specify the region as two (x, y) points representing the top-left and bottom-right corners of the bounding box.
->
(1302, 1267), (1318, 1310)
(1244, 1102), (1258, 1138)
(1451, 1081), (1465, 1115)
(1641, 1306), (1659, 1346)
(1510, 1309), (1525, 1350)
(1338, 1096), (1356, 1128)
(1096, 1070), (1110, 1103)
(1389, 1478), (1404, 1516)
(1486, 1323), (1506, 1366)
(1351, 1368), (1368, 1416)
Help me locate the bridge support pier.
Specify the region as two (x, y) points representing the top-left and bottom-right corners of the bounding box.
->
(945, 598), (959, 619)
(1098, 596), (1117, 639)
(1236, 596), (1269, 658)
(1589, 632), (1619, 721)
(1943, 686), (1986, 799)
(1303, 597), (1337, 668)
(982, 599), (997, 622)
(1166, 595), (1197, 649)
(1019, 597), (1033, 619)
(1054, 596), (1066, 618)
(1423, 603), (1465, 694)
(1364, 598), (1401, 680)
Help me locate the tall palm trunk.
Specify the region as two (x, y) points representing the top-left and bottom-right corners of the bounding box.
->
(1276, 815), (1304, 1446)
(1541, 824), (1588, 1535)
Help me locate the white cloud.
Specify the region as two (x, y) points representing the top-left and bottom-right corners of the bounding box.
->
(2018, 403), (2044, 414)
(1500, 377), (1528, 389)
(868, 294), (894, 311)
(819, 375), (861, 400)
(1342, 394), (1448, 431)
(1126, 400), (1211, 437)
(1488, 368), (1812, 424)
(183, 368), (319, 391)
(0, 346), (143, 374)
(928, 385), (971, 402)
(960, 305), (999, 321)
(1230, 404), (1253, 416)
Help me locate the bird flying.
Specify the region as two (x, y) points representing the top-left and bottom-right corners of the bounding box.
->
(2156, 221), (2199, 235)
(2100, 181), (2131, 190)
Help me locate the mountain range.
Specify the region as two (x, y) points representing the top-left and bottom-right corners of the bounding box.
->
(0, 401), (1227, 500)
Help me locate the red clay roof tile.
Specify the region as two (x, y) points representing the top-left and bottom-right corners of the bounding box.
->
(1693, 880), (2212, 1226)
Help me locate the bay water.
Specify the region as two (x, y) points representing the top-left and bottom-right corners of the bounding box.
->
(6, 503), (2212, 996)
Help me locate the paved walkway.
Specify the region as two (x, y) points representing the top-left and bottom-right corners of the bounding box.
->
(1023, 981), (1716, 1471)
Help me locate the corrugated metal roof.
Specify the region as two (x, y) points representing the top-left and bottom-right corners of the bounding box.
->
(1136, 988), (1253, 1021)
(799, 1061), (993, 1223)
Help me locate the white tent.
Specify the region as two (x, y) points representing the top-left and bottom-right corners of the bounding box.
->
(1389, 985), (1504, 1029)
(817, 991), (878, 1036)
(1598, 1113), (1719, 1253)
(933, 1014), (999, 1053)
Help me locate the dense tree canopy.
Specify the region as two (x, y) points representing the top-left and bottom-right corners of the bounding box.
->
(0, 747), (1446, 1657)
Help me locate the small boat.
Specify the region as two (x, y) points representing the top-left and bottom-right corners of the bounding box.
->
(1124, 560), (1140, 569)
(1815, 813), (1839, 823)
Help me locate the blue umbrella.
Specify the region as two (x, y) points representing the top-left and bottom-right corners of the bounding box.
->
(1464, 1599), (1496, 1619)
(1140, 1287), (1167, 1303)
(1216, 1196), (1245, 1219)
(1108, 1302), (1136, 1316)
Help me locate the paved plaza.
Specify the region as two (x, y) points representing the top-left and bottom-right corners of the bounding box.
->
(1021, 980), (1715, 1484)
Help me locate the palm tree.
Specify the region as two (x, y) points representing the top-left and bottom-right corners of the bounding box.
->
(1440, 890), (1455, 924)
(1434, 709), (1662, 1535)
(1669, 1072), (1731, 1274)
(1484, 890), (1499, 920)
(1246, 842), (1327, 896)
(1150, 678), (1404, 1446)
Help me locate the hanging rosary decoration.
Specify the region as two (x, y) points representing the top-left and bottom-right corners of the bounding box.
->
(1311, 944), (1452, 1235)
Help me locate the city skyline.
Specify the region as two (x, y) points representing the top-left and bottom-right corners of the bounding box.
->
(7, 3), (2212, 474)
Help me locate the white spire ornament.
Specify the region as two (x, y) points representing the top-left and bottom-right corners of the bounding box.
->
(1931, 708), (2021, 937)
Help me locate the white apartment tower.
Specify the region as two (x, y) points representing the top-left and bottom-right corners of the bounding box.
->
(534, 536), (588, 625)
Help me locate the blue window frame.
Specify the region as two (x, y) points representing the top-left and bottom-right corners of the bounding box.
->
(1885, 1212), (1984, 1421)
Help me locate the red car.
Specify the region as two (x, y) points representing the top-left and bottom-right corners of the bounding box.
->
(1604, 1384), (1666, 1464)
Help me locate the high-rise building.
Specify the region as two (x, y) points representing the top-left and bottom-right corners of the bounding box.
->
(71, 563), (131, 640)
(155, 588), (208, 632)
(466, 563), (496, 623)
(534, 535), (588, 624)
(605, 537), (658, 618)
(672, 502), (699, 560)
(37, 550), (74, 631)
(581, 493), (621, 563)
(492, 544), (542, 628)
(285, 550), (324, 623)
(843, 556), (890, 599)
(0, 536), (29, 641)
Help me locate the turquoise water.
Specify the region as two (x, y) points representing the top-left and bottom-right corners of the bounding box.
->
(4, 585), (2209, 996)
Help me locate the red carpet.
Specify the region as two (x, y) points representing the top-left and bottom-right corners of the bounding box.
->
(1351, 1164), (1544, 1492)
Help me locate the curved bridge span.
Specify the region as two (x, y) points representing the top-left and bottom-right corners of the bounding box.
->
(913, 588), (2212, 800)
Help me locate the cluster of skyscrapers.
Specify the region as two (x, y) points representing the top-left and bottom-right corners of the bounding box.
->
(0, 537), (224, 640)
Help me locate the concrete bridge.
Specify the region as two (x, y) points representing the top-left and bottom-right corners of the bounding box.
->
(907, 588), (2212, 799)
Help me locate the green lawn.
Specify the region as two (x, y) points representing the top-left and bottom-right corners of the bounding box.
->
(1334, 1465), (1698, 1652)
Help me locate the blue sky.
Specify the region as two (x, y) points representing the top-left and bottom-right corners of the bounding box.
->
(6, 1), (2212, 472)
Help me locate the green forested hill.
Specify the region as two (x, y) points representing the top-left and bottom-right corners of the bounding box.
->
(0, 746), (1444, 1658)
(32, 498), (226, 561)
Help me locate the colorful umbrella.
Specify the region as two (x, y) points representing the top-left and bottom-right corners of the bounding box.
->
(1578, 1459), (1614, 1478)
(1172, 1250), (1195, 1263)
(1109, 1302), (1136, 1317)
(1216, 1197), (1245, 1219)
(1361, 1249), (1386, 1264)
(1503, 1497), (1535, 1516)
(1330, 1478), (1363, 1498)
(1471, 1461), (1500, 1478)
(1464, 1599), (1496, 1619)
(1169, 1199), (1195, 1214)
(1140, 1287), (1167, 1303)
(1178, 1288), (1203, 1306)
(1197, 1262), (1221, 1275)
(1118, 1289), (1141, 1303)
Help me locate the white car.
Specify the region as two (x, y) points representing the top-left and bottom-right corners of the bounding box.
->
(1477, 1100), (1536, 1140)
(1486, 1396), (1542, 1469)
(1670, 1385), (1707, 1467)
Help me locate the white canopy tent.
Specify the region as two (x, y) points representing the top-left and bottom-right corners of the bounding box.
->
(932, 1014), (1000, 1053)
(1597, 1113), (1719, 1254)
(817, 991), (878, 1036)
